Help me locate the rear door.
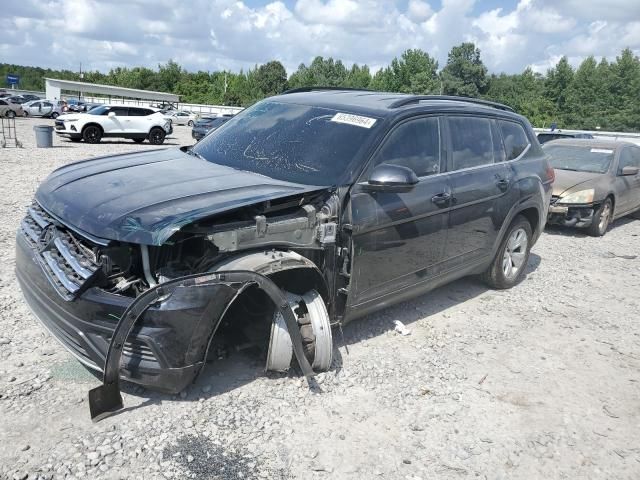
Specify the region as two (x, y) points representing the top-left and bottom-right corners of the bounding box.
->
(349, 116), (452, 306)
(442, 115), (517, 270)
(127, 107), (154, 133)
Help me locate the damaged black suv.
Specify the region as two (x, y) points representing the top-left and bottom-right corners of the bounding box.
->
(16, 89), (553, 402)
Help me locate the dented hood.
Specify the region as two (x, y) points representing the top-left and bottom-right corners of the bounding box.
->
(35, 148), (327, 245)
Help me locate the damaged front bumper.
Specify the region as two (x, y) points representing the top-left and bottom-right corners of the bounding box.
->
(15, 232), (230, 393)
(547, 202), (596, 228)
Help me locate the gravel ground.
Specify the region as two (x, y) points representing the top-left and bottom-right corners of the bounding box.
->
(1, 116), (639, 480)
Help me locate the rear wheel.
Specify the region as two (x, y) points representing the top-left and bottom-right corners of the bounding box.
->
(6, 110), (16, 119)
(148, 127), (166, 145)
(188, 120), (194, 127)
(587, 198), (612, 237)
(133, 138), (145, 143)
(82, 125), (102, 144)
(481, 215), (532, 289)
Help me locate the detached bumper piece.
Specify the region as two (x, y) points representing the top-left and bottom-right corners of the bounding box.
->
(89, 271), (316, 422)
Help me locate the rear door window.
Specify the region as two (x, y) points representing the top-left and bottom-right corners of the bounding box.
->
(499, 121), (530, 160)
(448, 116), (497, 171)
(371, 117), (441, 177)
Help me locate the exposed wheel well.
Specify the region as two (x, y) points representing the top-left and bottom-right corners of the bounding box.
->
(605, 194), (615, 214)
(519, 207), (540, 237)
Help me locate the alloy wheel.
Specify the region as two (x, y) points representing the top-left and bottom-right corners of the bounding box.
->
(502, 227), (528, 280)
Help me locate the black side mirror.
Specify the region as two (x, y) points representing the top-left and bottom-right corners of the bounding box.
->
(621, 166), (639, 176)
(366, 164), (419, 192)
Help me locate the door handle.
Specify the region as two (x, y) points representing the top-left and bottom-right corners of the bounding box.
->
(496, 178), (509, 191)
(431, 192), (452, 207)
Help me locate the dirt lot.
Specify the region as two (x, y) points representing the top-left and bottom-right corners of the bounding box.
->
(1, 116), (639, 480)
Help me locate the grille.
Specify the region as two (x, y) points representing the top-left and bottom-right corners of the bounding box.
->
(21, 202), (101, 299)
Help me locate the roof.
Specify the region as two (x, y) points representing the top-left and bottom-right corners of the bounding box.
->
(541, 138), (636, 149)
(44, 78), (179, 102)
(272, 89), (519, 119)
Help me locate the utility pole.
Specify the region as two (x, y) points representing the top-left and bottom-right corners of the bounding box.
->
(79, 62), (83, 101)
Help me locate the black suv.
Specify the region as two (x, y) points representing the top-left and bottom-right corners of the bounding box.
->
(16, 89), (553, 409)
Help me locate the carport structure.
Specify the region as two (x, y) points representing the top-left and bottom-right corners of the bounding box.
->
(44, 78), (179, 106)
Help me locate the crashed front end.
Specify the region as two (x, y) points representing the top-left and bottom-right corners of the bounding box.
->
(15, 190), (338, 397)
(15, 202), (234, 393)
(547, 196), (597, 227)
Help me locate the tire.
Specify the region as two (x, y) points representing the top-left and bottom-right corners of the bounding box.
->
(82, 125), (102, 144)
(587, 198), (612, 237)
(148, 127), (166, 145)
(188, 120), (194, 127)
(51, 112), (59, 119)
(481, 215), (533, 289)
(6, 110), (16, 119)
(133, 138), (145, 143)
(23, 111), (29, 117)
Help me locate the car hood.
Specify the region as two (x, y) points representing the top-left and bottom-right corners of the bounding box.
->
(552, 169), (609, 197)
(35, 148), (328, 245)
(58, 114), (82, 121)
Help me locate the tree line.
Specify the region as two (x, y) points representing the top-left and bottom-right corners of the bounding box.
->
(2, 43), (639, 131)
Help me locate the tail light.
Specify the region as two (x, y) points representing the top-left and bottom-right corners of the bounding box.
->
(546, 163), (555, 183)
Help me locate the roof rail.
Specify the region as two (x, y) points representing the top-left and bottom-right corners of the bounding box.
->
(389, 95), (514, 112)
(281, 86), (372, 95)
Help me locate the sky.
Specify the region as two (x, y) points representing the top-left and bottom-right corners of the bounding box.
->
(2, 0), (639, 76)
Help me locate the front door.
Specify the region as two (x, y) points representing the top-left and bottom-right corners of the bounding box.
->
(349, 116), (452, 307)
(614, 146), (640, 215)
(105, 106), (129, 134)
(443, 116), (517, 269)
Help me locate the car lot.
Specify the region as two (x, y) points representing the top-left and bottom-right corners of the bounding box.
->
(1, 116), (639, 479)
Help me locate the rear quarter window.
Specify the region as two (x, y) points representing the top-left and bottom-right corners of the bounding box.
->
(499, 121), (530, 160)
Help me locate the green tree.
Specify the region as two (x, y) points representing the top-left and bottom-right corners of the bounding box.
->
(440, 42), (488, 97)
(544, 56), (574, 118)
(254, 60), (288, 97)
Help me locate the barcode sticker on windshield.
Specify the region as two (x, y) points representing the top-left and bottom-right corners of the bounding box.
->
(591, 148), (613, 154)
(331, 113), (377, 129)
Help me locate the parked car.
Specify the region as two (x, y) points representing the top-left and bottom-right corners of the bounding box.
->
(22, 100), (64, 118)
(53, 104), (172, 144)
(191, 115), (231, 141)
(164, 110), (199, 126)
(544, 139), (640, 236)
(21, 94), (41, 102)
(15, 90), (553, 418)
(5, 95), (28, 104)
(0, 99), (25, 117)
(537, 131), (594, 144)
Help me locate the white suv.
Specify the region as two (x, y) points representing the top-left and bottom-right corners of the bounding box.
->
(54, 105), (173, 144)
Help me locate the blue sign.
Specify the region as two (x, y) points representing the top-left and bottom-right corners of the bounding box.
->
(7, 74), (19, 86)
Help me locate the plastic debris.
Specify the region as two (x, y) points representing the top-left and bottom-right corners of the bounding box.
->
(393, 320), (411, 336)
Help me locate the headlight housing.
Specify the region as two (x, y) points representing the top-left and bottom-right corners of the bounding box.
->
(63, 119), (78, 122)
(557, 189), (595, 204)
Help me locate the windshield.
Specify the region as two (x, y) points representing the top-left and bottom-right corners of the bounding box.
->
(88, 105), (109, 115)
(544, 144), (614, 174)
(192, 100), (380, 185)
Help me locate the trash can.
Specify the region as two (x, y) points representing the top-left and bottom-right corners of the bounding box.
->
(34, 125), (54, 148)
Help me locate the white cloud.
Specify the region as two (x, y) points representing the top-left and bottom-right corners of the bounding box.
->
(0, 0), (638, 78)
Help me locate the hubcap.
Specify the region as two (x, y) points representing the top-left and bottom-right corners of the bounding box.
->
(502, 227), (528, 280)
(599, 203), (611, 232)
